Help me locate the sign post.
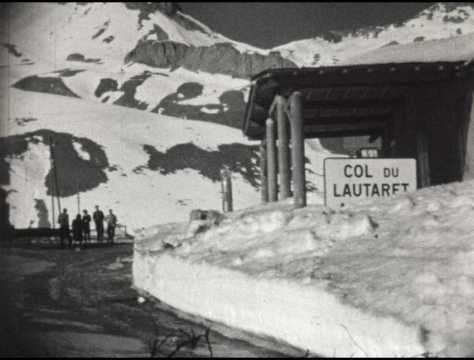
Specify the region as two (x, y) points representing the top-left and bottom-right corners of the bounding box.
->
(323, 158), (417, 209)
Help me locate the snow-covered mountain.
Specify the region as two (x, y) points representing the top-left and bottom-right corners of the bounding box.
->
(1, 2), (474, 233)
(275, 2), (474, 66)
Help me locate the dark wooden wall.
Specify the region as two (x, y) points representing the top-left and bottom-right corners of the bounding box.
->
(392, 80), (474, 187)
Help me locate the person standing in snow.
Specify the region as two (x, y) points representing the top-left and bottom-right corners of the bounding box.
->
(58, 208), (71, 248)
(93, 205), (105, 242)
(82, 209), (91, 242)
(106, 209), (117, 244)
(72, 214), (83, 246)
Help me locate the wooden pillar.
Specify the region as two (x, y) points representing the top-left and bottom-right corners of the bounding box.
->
(404, 90), (424, 187)
(266, 117), (278, 202)
(220, 168), (233, 212)
(416, 130), (431, 188)
(460, 88), (474, 179)
(259, 140), (268, 203)
(289, 92), (306, 208)
(276, 95), (291, 199)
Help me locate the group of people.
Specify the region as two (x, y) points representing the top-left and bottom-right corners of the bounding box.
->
(57, 205), (118, 248)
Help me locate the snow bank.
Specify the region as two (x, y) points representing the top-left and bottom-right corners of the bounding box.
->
(134, 179), (474, 356)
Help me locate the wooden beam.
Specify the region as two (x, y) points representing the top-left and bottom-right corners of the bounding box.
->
(303, 106), (392, 119)
(304, 120), (385, 133)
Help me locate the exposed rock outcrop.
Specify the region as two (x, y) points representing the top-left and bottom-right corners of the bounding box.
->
(124, 2), (182, 17)
(125, 40), (296, 78)
(13, 76), (80, 98)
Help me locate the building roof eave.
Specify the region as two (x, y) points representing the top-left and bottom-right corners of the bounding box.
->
(243, 61), (474, 138)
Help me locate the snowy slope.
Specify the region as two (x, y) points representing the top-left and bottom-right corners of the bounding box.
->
(1, 84), (330, 232)
(134, 179), (474, 356)
(3, 2), (264, 71)
(0, 50), (328, 232)
(342, 31), (474, 65)
(274, 3), (474, 66)
(1, 86), (260, 232)
(0, 2), (264, 233)
(4, 2), (474, 71)
(1, 3), (256, 127)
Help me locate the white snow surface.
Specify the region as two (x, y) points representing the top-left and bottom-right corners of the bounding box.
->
(1, 2), (266, 72)
(0, 61), (328, 232)
(274, 3), (474, 66)
(134, 180), (474, 356)
(342, 31), (474, 65)
(1, 86), (260, 232)
(5, 3), (474, 72)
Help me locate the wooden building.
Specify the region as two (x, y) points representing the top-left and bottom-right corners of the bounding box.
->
(242, 34), (474, 206)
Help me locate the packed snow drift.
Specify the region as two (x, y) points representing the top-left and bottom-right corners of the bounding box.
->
(134, 180), (474, 356)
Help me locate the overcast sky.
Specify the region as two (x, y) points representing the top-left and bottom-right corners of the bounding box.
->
(180, 2), (434, 48)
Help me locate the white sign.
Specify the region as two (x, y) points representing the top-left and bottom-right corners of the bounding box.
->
(324, 158), (417, 209)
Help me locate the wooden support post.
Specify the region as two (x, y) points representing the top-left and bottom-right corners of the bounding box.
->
(220, 168), (233, 212)
(289, 92), (306, 208)
(276, 95), (291, 199)
(259, 140), (268, 203)
(266, 117), (278, 202)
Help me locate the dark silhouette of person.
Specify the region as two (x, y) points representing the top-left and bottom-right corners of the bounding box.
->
(93, 205), (105, 242)
(72, 214), (83, 245)
(58, 208), (71, 248)
(106, 209), (117, 244)
(82, 209), (91, 242)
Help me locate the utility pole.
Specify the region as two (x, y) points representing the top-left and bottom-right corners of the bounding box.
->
(76, 177), (80, 215)
(50, 173), (55, 228)
(49, 136), (62, 214)
(49, 137), (56, 228)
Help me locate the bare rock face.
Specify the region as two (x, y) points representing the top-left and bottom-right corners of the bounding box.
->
(124, 2), (181, 17)
(126, 41), (187, 68)
(125, 40), (296, 78)
(120, 1), (297, 77)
